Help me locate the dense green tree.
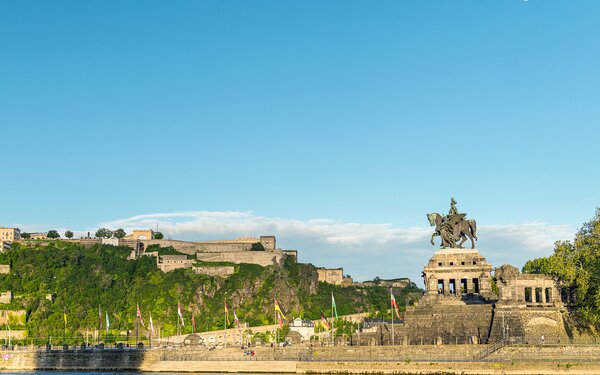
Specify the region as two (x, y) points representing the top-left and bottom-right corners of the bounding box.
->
(21, 233), (31, 239)
(0, 242), (422, 345)
(95, 228), (113, 238)
(113, 229), (126, 239)
(523, 208), (600, 329)
(64, 230), (74, 239)
(153, 232), (164, 239)
(47, 230), (60, 239)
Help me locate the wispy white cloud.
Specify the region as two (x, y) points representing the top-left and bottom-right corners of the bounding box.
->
(97, 211), (576, 284)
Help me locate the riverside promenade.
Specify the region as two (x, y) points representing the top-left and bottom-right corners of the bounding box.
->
(2, 344), (600, 374)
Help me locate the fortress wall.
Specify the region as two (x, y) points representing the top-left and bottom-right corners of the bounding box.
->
(192, 266), (235, 277)
(197, 251), (285, 267)
(142, 240), (253, 255)
(0, 265), (10, 274)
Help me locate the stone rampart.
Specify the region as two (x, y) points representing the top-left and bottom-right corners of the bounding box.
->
(196, 250), (286, 267)
(192, 266), (235, 277)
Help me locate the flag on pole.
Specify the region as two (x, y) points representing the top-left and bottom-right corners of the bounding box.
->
(137, 304), (145, 327)
(149, 312), (154, 334)
(274, 299), (287, 321)
(277, 312), (284, 328)
(391, 289), (401, 319)
(320, 314), (331, 330)
(234, 310), (241, 330)
(331, 292), (338, 320)
(106, 311), (110, 333)
(224, 300), (230, 325)
(178, 302), (185, 326)
(98, 305), (102, 330)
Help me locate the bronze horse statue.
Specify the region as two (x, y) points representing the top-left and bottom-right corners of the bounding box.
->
(427, 212), (478, 249)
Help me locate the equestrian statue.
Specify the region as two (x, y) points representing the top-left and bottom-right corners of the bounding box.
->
(427, 198), (478, 249)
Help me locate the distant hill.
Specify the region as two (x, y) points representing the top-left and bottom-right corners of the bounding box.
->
(0, 242), (422, 343)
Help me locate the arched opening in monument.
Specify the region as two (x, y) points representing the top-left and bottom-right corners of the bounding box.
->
(545, 288), (552, 303)
(472, 278), (480, 293)
(137, 235), (148, 240)
(460, 278), (467, 294)
(525, 287), (532, 303)
(437, 280), (444, 294)
(535, 287), (543, 304)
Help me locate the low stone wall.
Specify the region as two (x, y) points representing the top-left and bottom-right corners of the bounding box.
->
(0, 291), (12, 304)
(0, 310), (27, 325)
(490, 344), (600, 361)
(0, 330), (26, 340)
(0, 265), (10, 274)
(310, 345), (481, 361)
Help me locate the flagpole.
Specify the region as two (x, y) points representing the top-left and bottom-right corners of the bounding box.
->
(331, 293), (334, 347)
(274, 294), (277, 348)
(97, 305), (101, 345)
(391, 288), (395, 346)
(135, 305), (139, 346)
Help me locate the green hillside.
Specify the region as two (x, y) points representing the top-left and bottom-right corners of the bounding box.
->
(0, 242), (422, 344)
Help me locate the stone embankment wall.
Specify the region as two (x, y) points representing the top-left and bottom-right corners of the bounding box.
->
(2, 346), (600, 373)
(0, 349), (153, 371)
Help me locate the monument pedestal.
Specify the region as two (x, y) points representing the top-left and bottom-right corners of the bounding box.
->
(422, 248), (494, 299)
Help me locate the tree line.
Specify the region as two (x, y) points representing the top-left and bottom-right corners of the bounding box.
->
(523, 208), (600, 331)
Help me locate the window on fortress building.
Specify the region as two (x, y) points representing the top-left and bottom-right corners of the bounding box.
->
(449, 279), (456, 294)
(460, 279), (467, 294)
(473, 261), (477, 265)
(437, 280), (444, 294)
(545, 288), (552, 303)
(438, 262), (442, 266)
(461, 262), (465, 265)
(450, 262), (454, 266)
(525, 287), (532, 303)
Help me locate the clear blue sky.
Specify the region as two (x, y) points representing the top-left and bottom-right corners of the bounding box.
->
(1, 1), (599, 280)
